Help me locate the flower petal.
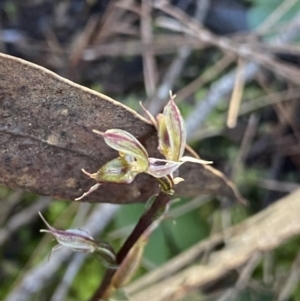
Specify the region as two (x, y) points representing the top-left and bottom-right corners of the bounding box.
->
(39, 212), (97, 253)
(75, 182), (101, 201)
(140, 101), (157, 128)
(180, 156), (213, 165)
(156, 113), (171, 159)
(101, 129), (149, 169)
(95, 242), (117, 267)
(94, 157), (141, 184)
(164, 92), (186, 160)
(173, 177), (185, 185)
(147, 157), (183, 178)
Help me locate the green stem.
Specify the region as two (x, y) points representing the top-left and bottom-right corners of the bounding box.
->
(88, 190), (171, 301)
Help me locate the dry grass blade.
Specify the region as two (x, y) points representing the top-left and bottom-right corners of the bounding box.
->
(83, 35), (204, 59)
(239, 87), (300, 116)
(155, 2), (300, 86)
(141, 0), (157, 97)
(277, 251), (300, 301)
(176, 53), (236, 103)
(227, 59), (246, 128)
(145, 0), (210, 115)
(256, 0), (299, 34)
(0, 196), (51, 245)
(216, 252), (262, 301)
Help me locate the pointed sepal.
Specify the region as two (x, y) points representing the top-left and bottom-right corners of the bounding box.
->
(39, 212), (117, 266)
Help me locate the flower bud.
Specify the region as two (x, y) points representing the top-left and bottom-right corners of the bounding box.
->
(39, 212), (116, 266)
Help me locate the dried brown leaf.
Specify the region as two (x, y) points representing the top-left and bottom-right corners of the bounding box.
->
(0, 53), (243, 204)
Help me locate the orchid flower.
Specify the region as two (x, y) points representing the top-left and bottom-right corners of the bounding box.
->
(141, 92), (212, 175)
(76, 92), (212, 200)
(39, 212), (116, 266)
(76, 128), (185, 199)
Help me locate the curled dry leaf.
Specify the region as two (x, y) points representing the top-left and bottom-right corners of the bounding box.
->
(0, 53), (244, 204)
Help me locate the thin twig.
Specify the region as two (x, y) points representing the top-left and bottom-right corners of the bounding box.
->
(83, 34), (204, 59)
(263, 252), (274, 285)
(227, 58), (246, 128)
(256, 179), (300, 193)
(176, 53), (236, 103)
(239, 87), (300, 116)
(0, 190), (24, 224)
(230, 114), (259, 182)
(146, 0), (210, 115)
(216, 252), (262, 301)
(257, 0), (298, 35)
(0, 196), (51, 245)
(155, 1), (300, 86)
(277, 251), (300, 301)
(153, 4), (300, 138)
(186, 62), (258, 140)
(50, 253), (86, 301)
(141, 0), (158, 97)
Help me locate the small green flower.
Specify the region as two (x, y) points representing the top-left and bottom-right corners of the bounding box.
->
(39, 212), (116, 266)
(76, 91), (212, 199)
(76, 128), (185, 199)
(141, 91), (212, 173)
(92, 129), (149, 183)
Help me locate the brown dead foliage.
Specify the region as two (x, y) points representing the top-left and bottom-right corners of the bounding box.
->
(0, 53), (243, 204)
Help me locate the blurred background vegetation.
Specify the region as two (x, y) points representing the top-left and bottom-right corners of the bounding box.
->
(1, 0), (300, 300)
